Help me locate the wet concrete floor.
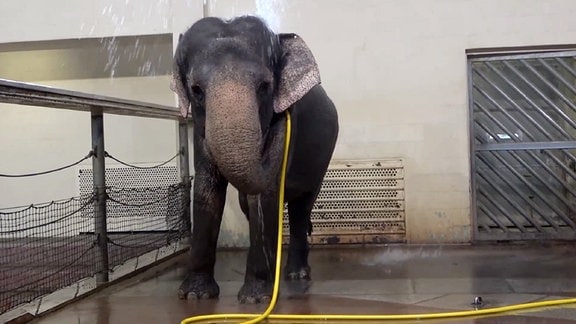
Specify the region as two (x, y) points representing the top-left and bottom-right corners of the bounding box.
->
(34, 243), (576, 323)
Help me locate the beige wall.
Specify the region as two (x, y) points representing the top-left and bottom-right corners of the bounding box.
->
(0, 76), (177, 208)
(0, 0), (172, 43)
(196, 0), (576, 244)
(2, 0), (576, 244)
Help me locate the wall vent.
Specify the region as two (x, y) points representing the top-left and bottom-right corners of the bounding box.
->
(284, 159), (406, 244)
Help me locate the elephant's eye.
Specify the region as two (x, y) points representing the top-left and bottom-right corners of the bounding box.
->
(191, 85), (204, 102)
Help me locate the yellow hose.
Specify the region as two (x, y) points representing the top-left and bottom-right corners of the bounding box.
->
(181, 111), (576, 324)
(180, 111), (292, 324)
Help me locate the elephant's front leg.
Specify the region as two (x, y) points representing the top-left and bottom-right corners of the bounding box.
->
(238, 193), (280, 303)
(178, 170), (227, 300)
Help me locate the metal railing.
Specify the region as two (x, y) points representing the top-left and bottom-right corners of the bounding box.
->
(0, 78), (192, 321)
(0, 79), (181, 119)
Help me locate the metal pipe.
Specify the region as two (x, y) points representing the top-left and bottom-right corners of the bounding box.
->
(554, 57), (576, 79)
(469, 50), (576, 62)
(476, 141), (576, 151)
(475, 158), (530, 232)
(538, 58), (576, 100)
(507, 60), (576, 131)
(487, 151), (576, 229)
(472, 84), (536, 141)
(477, 199), (511, 232)
(91, 109), (109, 285)
(203, 0), (209, 17)
(473, 69), (553, 140)
(0, 78), (180, 120)
(178, 118), (192, 237)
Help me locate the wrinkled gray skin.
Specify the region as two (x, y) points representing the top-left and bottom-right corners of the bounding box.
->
(172, 16), (338, 303)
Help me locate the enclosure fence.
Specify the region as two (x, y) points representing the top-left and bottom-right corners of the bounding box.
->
(0, 79), (191, 321)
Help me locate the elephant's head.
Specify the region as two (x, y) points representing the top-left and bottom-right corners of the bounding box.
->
(171, 16), (320, 194)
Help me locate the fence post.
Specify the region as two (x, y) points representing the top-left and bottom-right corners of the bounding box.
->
(91, 109), (109, 285)
(178, 118), (192, 237)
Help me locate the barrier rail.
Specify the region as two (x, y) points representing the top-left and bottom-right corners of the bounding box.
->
(0, 78), (192, 321)
(0, 79), (180, 119)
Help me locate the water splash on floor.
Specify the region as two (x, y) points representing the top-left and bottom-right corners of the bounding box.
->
(362, 246), (445, 266)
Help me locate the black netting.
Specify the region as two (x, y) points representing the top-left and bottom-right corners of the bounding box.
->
(0, 182), (189, 315)
(0, 195), (96, 314)
(106, 183), (189, 268)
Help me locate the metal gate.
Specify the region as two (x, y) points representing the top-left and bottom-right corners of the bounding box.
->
(470, 51), (576, 240)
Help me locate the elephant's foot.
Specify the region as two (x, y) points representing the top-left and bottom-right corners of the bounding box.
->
(284, 265), (311, 281)
(178, 273), (219, 300)
(284, 280), (311, 298)
(238, 279), (273, 304)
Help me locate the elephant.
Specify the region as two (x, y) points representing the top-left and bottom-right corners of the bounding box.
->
(171, 16), (339, 303)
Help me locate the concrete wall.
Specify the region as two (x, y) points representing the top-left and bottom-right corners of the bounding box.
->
(191, 0), (576, 244)
(0, 76), (177, 208)
(0, 1), (179, 210)
(2, 0), (576, 244)
(0, 0), (172, 43)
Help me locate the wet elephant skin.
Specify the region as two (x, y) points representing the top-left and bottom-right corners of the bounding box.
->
(171, 16), (339, 303)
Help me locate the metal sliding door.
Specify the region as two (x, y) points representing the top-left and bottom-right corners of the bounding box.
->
(470, 51), (576, 240)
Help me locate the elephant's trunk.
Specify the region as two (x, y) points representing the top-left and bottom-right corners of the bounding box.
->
(204, 80), (268, 194)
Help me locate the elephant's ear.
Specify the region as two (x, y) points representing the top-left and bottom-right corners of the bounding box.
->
(274, 34), (321, 113)
(170, 60), (191, 118)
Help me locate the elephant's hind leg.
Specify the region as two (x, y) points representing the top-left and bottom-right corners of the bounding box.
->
(238, 191), (249, 219)
(284, 190), (318, 281)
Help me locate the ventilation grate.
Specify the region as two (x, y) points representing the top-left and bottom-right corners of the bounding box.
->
(284, 159), (406, 244)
